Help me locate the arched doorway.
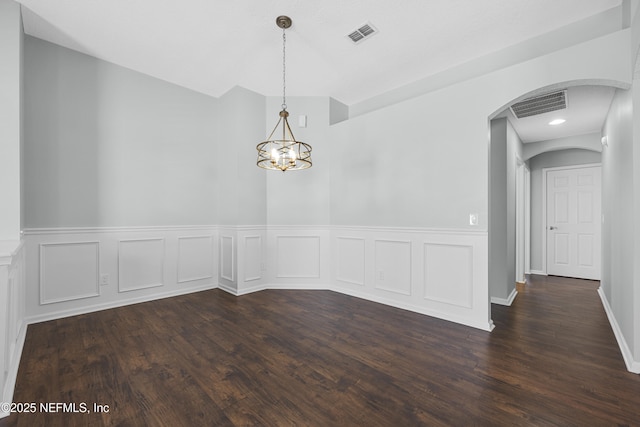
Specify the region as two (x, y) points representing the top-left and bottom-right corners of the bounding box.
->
(488, 81), (625, 308)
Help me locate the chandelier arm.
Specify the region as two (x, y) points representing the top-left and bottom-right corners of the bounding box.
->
(283, 115), (297, 142)
(265, 115), (283, 141)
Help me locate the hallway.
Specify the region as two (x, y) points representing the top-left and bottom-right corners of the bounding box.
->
(488, 274), (640, 425)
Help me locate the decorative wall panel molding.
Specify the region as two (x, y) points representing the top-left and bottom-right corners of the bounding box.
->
(374, 239), (412, 295)
(23, 226), (218, 324)
(220, 235), (235, 281)
(336, 237), (365, 286)
(40, 241), (100, 304)
(243, 235), (262, 282)
(118, 238), (165, 292)
(177, 235), (213, 283)
(276, 236), (321, 278)
(424, 243), (473, 308)
(23, 225), (491, 333)
(0, 241), (27, 418)
(330, 226), (491, 331)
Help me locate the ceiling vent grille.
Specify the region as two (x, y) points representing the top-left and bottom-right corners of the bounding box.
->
(510, 90), (567, 119)
(347, 22), (378, 44)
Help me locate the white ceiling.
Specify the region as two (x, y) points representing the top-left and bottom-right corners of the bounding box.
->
(17, 0), (621, 106)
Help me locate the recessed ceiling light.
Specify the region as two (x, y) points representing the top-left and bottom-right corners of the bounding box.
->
(549, 119), (566, 125)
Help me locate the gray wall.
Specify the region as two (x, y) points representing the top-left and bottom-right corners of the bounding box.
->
(634, 80), (640, 364)
(23, 36), (219, 227)
(601, 88), (635, 358)
(217, 86), (266, 226)
(326, 24), (629, 231)
(266, 96), (332, 226)
(0, 0), (22, 240)
(22, 27), (631, 233)
(329, 89), (489, 229)
(489, 119), (508, 300)
(505, 120), (523, 295)
(528, 148), (602, 272)
(489, 118), (523, 301)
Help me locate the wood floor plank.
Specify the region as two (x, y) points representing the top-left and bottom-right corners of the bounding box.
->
(2, 275), (640, 426)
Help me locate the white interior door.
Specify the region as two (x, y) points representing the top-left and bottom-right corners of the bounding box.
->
(546, 165), (601, 280)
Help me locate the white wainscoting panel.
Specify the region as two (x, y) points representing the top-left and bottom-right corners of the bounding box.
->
(118, 238), (165, 292)
(276, 236), (321, 278)
(0, 241), (27, 419)
(23, 226), (491, 333)
(23, 227), (218, 324)
(220, 235), (235, 282)
(424, 243), (473, 308)
(374, 240), (412, 296)
(243, 235), (262, 282)
(336, 237), (365, 286)
(331, 227), (492, 331)
(40, 241), (100, 304)
(177, 236), (214, 283)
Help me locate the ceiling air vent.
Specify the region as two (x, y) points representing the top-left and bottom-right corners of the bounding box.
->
(510, 90), (567, 119)
(347, 22), (378, 44)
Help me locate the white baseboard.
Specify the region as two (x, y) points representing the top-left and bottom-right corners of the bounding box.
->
(26, 283), (217, 325)
(218, 283), (269, 296)
(1, 321), (28, 419)
(491, 288), (518, 306)
(266, 283), (330, 292)
(217, 283), (239, 296)
(597, 287), (640, 374)
(528, 270), (546, 276)
(220, 281), (495, 332)
(333, 284), (495, 331)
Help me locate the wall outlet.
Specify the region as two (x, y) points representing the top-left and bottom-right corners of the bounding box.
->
(100, 274), (109, 286)
(469, 213), (479, 226)
(378, 271), (384, 281)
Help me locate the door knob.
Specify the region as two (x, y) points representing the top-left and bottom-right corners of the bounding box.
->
(549, 226), (557, 230)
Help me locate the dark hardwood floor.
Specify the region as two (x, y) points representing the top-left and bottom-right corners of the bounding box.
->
(2, 275), (640, 426)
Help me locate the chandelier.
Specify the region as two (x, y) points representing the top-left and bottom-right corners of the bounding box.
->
(257, 16), (312, 172)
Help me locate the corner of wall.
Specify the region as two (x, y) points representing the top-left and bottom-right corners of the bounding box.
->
(489, 118), (509, 300)
(329, 97), (349, 124)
